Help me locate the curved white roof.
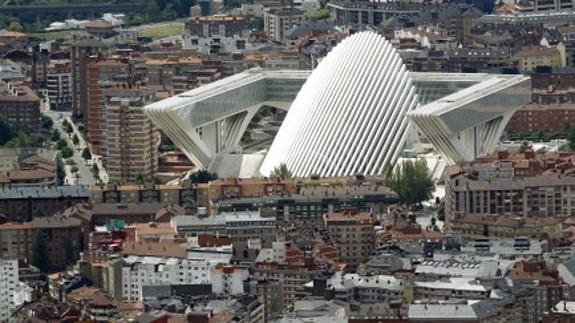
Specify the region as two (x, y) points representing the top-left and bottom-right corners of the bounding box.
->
(260, 31), (419, 177)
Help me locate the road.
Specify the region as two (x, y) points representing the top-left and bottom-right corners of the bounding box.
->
(42, 99), (111, 185)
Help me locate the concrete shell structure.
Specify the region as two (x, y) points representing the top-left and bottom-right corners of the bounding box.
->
(260, 32), (419, 177)
(143, 31), (531, 178)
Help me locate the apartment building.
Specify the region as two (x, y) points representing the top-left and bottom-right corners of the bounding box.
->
(446, 165), (575, 225)
(0, 83), (41, 132)
(70, 38), (109, 122)
(0, 185), (89, 221)
(0, 215), (85, 271)
(172, 210), (277, 243)
(121, 255), (247, 301)
(254, 242), (333, 307)
(85, 58), (131, 154)
(264, 8), (306, 42)
(46, 60), (72, 111)
(183, 16), (250, 54)
(0, 260), (18, 322)
(513, 46), (563, 73)
(89, 183), (198, 208)
(103, 90), (158, 182)
(323, 210), (375, 268)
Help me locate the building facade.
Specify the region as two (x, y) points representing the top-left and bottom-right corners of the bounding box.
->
(324, 210), (374, 268)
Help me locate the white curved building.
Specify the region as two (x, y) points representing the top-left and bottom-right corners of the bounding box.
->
(260, 32), (418, 177)
(144, 31), (531, 178)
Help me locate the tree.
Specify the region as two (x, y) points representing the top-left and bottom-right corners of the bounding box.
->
(40, 116), (53, 130)
(50, 129), (61, 142)
(56, 139), (67, 150)
(134, 174), (146, 185)
(0, 120), (13, 145)
(30, 231), (49, 273)
(61, 147), (73, 159)
(273, 163), (292, 180)
(72, 134), (80, 146)
(70, 166), (79, 173)
(65, 123), (73, 134)
(7, 21), (23, 33)
(190, 169), (218, 183)
(82, 148), (92, 160)
(386, 159), (435, 206)
(518, 141), (530, 153)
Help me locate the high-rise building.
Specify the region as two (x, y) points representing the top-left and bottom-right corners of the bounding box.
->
(102, 90), (158, 182)
(264, 8), (306, 42)
(323, 210), (374, 268)
(0, 259), (18, 322)
(46, 60), (72, 111)
(86, 58), (131, 154)
(70, 39), (109, 122)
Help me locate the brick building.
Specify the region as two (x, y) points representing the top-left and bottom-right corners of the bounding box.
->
(0, 83), (40, 132)
(323, 210), (375, 268)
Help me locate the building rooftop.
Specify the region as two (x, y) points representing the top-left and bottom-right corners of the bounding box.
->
(408, 301), (497, 320)
(0, 185), (89, 200)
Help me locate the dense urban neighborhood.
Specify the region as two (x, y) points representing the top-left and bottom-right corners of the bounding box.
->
(2, 0), (575, 322)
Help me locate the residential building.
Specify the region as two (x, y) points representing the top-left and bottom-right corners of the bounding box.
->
(70, 38), (109, 122)
(103, 91), (158, 182)
(507, 104), (575, 134)
(264, 8), (306, 42)
(172, 210), (277, 243)
(323, 210), (374, 268)
(445, 153), (575, 225)
(85, 57), (131, 154)
(0, 215), (85, 271)
(0, 148), (58, 187)
(0, 260), (18, 322)
(0, 83), (41, 132)
(513, 46), (563, 72)
(254, 241), (335, 307)
(46, 60), (72, 111)
(121, 256), (244, 301)
(408, 301), (499, 322)
(89, 183), (199, 210)
(0, 185), (89, 221)
(183, 16), (250, 54)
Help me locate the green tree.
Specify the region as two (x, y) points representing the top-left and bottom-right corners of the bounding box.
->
(56, 157), (66, 184)
(70, 165), (79, 173)
(0, 120), (13, 145)
(61, 147), (73, 159)
(7, 21), (23, 33)
(134, 174), (146, 185)
(190, 169), (218, 183)
(145, 0), (161, 22)
(65, 123), (73, 134)
(56, 139), (67, 150)
(40, 116), (53, 130)
(273, 163), (292, 180)
(82, 147), (92, 160)
(50, 129), (61, 142)
(386, 159), (435, 206)
(30, 231), (49, 273)
(72, 134), (80, 146)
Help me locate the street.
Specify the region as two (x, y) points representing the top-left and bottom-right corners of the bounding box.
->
(42, 104), (109, 185)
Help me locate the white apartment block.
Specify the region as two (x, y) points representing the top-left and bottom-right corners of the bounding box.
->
(121, 256), (247, 301)
(0, 260), (18, 322)
(264, 8), (306, 42)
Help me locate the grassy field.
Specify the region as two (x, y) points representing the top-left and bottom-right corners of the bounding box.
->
(136, 22), (184, 40)
(27, 30), (70, 41)
(27, 21), (185, 41)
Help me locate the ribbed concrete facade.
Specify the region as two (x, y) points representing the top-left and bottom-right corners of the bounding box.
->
(260, 32), (418, 177)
